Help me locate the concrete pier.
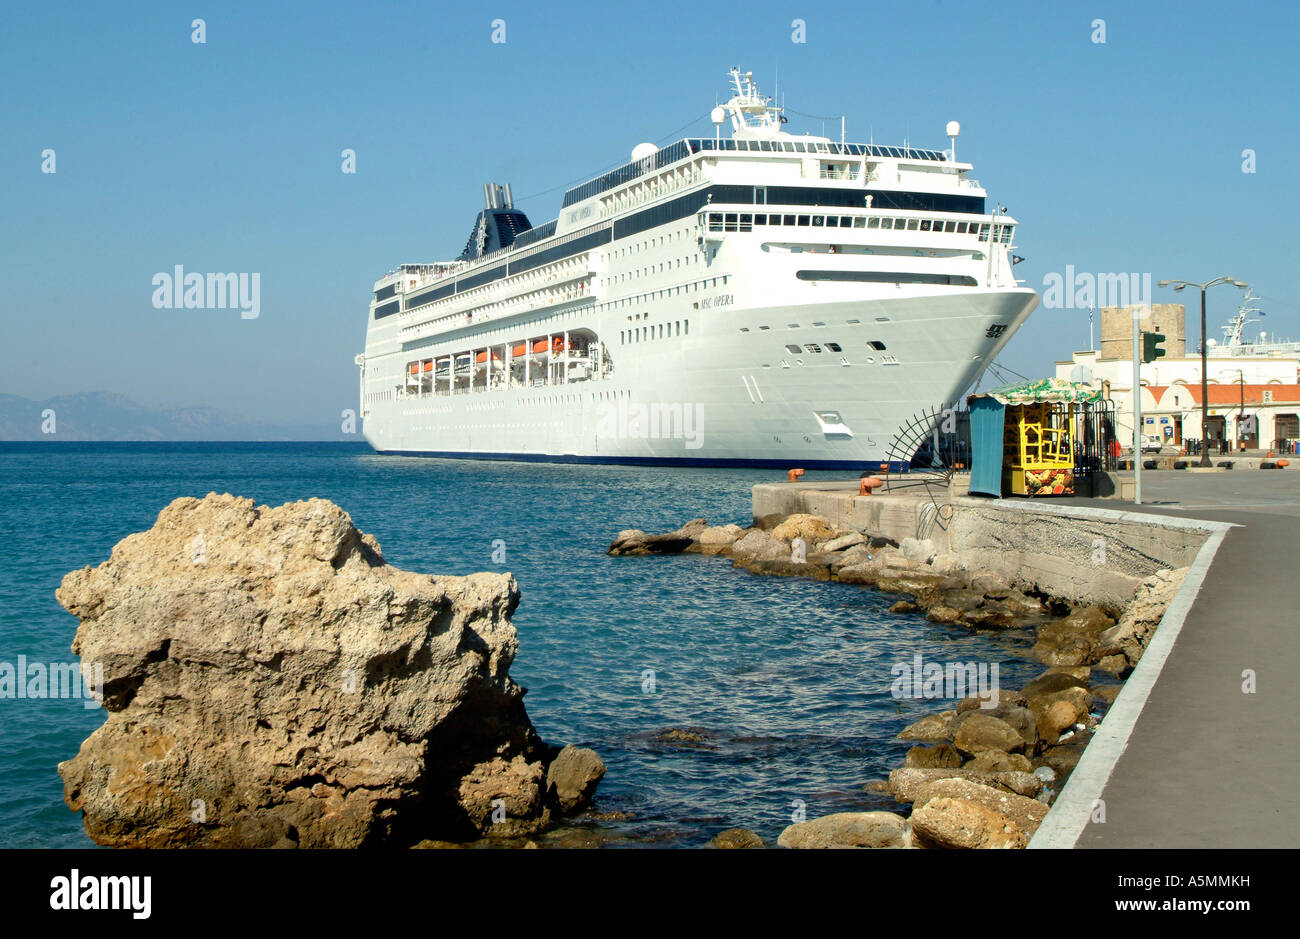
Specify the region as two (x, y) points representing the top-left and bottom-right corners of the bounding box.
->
(755, 471), (1300, 848)
(753, 477), (1214, 608)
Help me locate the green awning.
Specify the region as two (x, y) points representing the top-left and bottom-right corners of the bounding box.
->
(970, 378), (1102, 407)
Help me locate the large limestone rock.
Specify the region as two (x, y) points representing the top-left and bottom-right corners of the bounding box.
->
(910, 798), (1026, 849)
(1096, 568), (1188, 667)
(904, 742), (962, 768)
(56, 493), (594, 847)
(696, 523), (745, 546)
(770, 514), (837, 544)
(778, 811), (913, 849)
(821, 531), (868, 553)
(952, 713), (1027, 756)
(545, 745), (606, 813)
(730, 529), (789, 562)
(607, 518), (707, 556)
(887, 767), (1042, 802)
(911, 776), (1047, 838)
(1031, 605), (1115, 666)
(897, 710), (959, 741)
(966, 751), (1034, 776)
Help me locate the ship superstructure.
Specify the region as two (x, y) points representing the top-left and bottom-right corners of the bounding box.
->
(356, 68), (1039, 466)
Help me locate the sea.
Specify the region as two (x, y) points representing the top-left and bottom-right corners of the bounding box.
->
(0, 442), (1049, 848)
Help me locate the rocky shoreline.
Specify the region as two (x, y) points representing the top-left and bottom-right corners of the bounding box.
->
(609, 512), (1188, 849)
(57, 493), (605, 848)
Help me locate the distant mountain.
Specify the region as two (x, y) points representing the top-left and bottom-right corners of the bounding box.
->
(0, 392), (355, 441)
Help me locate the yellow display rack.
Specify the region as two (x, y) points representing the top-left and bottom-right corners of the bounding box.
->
(1002, 402), (1076, 496)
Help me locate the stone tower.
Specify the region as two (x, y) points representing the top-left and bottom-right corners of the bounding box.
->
(1099, 304), (1186, 360)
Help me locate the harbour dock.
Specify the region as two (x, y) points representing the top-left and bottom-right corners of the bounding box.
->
(757, 470), (1300, 848)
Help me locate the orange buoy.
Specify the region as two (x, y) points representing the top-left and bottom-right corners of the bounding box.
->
(787, 468), (806, 482)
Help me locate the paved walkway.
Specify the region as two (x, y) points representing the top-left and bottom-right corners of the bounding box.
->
(1028, 471), (1300, 847)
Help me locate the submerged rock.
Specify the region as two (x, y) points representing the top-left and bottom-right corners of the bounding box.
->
(652, 727), (712, 747)
(56, 493), (597, 847)
(709, 827), (766, 849)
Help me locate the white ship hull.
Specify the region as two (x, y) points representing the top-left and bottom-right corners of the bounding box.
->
(362, 288), (1037, 467)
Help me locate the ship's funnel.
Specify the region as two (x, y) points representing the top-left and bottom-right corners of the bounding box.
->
(459, 182), (532, 261)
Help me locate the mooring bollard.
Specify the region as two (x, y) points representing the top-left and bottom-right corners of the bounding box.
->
(859, 476), (884, 496)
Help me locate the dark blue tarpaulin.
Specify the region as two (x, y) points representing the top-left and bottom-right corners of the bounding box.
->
(969, 396), (1006, 497)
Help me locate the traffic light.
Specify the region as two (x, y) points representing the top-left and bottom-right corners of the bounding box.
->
(1142, 331), (1167, 363)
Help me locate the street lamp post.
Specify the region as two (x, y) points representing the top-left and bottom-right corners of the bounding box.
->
(1222, 367), (1246, 453)
(1157, 276), (1249, 466)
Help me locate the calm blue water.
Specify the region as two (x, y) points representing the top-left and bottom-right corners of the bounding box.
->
(0, 442), (1047, 848)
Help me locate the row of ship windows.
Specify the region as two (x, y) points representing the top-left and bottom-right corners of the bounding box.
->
(737, 314), (890, 333)
(605, 276), (730, 312)
(706, 211), (1014, 242)
(784, 340), (887, 354)
(612, 255), (701, 285)
(611, 227), (693, 259)
(621, 321), (690, 343)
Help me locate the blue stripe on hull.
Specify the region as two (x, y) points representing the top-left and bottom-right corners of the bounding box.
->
(370, 448), (912, 472)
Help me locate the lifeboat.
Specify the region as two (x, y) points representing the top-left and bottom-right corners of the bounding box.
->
(408, 363), (419, 375)
(475, 350), (503, 366)
(422, 361), (434, 372)
(511, 343), (527, 358)
(532, 339), (550, 354)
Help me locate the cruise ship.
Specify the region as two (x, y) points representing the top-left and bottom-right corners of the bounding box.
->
(356, 69), (1039, 467)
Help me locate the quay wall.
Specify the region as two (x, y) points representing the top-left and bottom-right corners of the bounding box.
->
(752, 482), (1215, 608)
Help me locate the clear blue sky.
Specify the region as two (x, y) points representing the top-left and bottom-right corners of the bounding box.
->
(2, 0), (1296, 423)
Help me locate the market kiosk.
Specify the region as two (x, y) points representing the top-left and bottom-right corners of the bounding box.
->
(968, 379), (1110, 497)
